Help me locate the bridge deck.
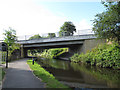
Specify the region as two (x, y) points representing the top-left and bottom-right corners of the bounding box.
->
(17, 34), (96, 45)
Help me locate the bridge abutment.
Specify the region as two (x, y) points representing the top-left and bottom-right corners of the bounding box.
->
(69, 39), (106, 55)
(21, 45), (28, 58)
(82, 39), (106, 53)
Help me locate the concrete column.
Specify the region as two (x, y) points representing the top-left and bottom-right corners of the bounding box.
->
(21, 45), (28, 58)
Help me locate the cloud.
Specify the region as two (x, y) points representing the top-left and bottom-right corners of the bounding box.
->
(76, 19), (92, 30)
(75, 19), (93, 35)
(0, 0), (67, 40)
(0, 0), (95, 40)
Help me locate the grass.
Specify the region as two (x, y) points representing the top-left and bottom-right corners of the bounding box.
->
(0, 68), (5, 85)
(2, 69), (5, 80)
(27, 60), (70, 89)
(2, 62), (6, 64)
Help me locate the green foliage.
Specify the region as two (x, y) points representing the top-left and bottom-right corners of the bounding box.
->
(71, 43), (120, 69)
(59, 21), (76, 37)
(3, 27), (20, 57)
(0, 68), (5, 82)
(29, 34), (42, 40)
(47, 33), (56, 38)
(92, 1), (120, 44)
(3, 27), (17, 47)
(40, 48), (68, 59)
(70, 53), (80, 63)
(27, 60), (69, 88)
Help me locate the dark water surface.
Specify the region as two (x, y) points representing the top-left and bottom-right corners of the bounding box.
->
(37, 59), (120, 88)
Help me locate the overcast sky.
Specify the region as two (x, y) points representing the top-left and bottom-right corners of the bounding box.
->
(0, 0), (105, 40)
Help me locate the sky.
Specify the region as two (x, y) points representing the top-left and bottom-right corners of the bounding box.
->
(0, 0), (105, 40)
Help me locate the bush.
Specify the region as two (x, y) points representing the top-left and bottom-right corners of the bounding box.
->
(71, 43), (120, 69)
(40, 48), (68, 59)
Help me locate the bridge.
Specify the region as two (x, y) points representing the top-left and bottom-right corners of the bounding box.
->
(17, 34), (106, 58)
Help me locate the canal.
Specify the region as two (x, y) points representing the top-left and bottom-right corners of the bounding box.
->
(37, 58), (120, 88)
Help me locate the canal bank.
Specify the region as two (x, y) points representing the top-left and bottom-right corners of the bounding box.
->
(27, 43), (120, 88)
(27, 59), (70, 88)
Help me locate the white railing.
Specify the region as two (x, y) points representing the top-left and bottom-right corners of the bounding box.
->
(17, 29), (94, 40)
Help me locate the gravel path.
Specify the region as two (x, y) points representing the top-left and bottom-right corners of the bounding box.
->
(2, 58), (45, 88)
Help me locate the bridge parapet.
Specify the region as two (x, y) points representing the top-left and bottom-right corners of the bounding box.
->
(17, 34), (96, 44)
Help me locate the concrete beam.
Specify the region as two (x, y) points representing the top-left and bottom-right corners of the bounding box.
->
(23, 41), (84, 48)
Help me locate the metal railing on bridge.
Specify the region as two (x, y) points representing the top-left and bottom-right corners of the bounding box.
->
(17, 29), (94, 41)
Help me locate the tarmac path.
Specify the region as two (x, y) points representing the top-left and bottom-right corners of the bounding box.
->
(2, 58), (45, 88)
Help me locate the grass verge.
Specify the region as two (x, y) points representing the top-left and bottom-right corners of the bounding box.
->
(27, 60), (70, 88)
(0, 68), (5, 85)
(2, 69), (5, 80)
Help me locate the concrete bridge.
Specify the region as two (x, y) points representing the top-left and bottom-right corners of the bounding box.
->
(17, 34), (106, 58)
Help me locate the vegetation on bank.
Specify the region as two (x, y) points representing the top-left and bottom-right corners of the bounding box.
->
(27, 60), (70, 88)
(71, 43), (120, 69)
(40, 48), (68, 59)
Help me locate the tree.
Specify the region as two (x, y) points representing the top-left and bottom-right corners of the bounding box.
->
(59, 21), (76, 37)
(29, 34), (42, 40)
(92, 1), (120, 44)
(3, 27), (20, 56)
(3, 27), (17, 47)
(47, 33), (56, 38)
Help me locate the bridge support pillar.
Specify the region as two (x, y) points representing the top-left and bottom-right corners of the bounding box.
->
(69, 39), (106, 55)
(21, 45), (28, 58)
(81, 39), (106, 53)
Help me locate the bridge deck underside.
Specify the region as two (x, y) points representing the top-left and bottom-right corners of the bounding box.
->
(23, 40), (84, 49)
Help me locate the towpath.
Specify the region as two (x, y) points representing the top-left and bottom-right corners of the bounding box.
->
(2, 58), (45, 88)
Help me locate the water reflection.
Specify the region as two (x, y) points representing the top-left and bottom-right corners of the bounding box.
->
(38, 59), (69, 70)
(70, 63), (120, 88)
(37, 59), (120, 88)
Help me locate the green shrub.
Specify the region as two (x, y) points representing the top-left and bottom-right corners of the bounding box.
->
(71, 43), (120, 69)
(40, 48), (68, 59)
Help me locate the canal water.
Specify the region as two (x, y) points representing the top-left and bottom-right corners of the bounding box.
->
(37, 58), (120, 88)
